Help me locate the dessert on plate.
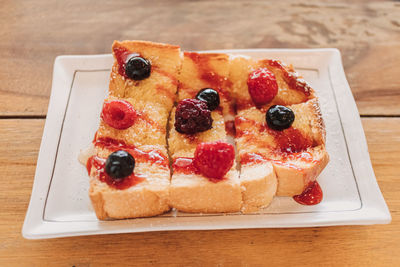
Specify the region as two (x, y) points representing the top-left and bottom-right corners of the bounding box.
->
(81, 40), (329, 220)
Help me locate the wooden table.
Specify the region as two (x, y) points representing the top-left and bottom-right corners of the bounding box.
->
(1, 0), (399, 265)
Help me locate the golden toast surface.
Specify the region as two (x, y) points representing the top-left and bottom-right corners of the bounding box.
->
(84, 41), (329, 219)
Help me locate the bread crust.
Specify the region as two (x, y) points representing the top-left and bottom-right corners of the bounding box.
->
(169, 170), (242, 213)
(89, 179), (170, 220)
(240, 162), (277, 213)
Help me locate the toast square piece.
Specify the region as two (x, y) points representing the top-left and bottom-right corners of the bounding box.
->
(88, 146), (170, 219)
(229, 56), (328, 209)
(109, 40), (181, 113)
(95, 96), (167, 148)
(229, 56), (314, 111)
(168, 107), (242, 213)
(85, 40), (183, 219)
(235, 99), (329, 197)
(178, 52), (234, 118)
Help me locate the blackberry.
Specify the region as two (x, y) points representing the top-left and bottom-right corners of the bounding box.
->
(175, 99), (213, 134)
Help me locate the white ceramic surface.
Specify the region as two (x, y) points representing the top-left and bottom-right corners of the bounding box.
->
(22, 49), (391, 239)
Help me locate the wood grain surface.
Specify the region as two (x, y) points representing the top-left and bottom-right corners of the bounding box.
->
(1, 0), (399, 116)
(0, 118), (398, 266)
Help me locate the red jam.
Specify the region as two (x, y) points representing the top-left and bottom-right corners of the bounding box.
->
(240, 153), (267, 165)
(172, 157), (225, 183)
(155, 84), (176, 102)
(293, 181), (323, 205)
(86, 155), (105, 175)
(172, 157), (200, 175)
(184, 52), (233, 106)
(240, 152), (316, 167)
(94, 137), (168, 168)
(267, 59), (311, 96)
(152, 66), (179, 86)
(113, 46), (139, 78)
(86, 155), (145, 190)
(270, 128), (314, 153)
(235, 116), (313, 153)
(225, 120), (236, 136)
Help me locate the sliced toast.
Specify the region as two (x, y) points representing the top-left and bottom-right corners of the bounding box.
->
(168, 52), (242, 213)
(229, 56), (329, 211)
(86, 40), (182, 219)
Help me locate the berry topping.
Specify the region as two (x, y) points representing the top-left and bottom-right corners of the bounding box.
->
(101, 100), (137, 130)
(266, 105), (295, 131)
(105, 150), (135, 179)
(195, 88), (220, 111)
(293, 181), (323, 205)
(247, 68), (278, 105)
(174, 99), (213, 134)
(193, 141), (235, 180)
(125, 56), (151, 80)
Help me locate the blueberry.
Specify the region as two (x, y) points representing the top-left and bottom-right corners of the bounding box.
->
(195, 88), (220, 111)
(266, 105), (295, 130)
(105, 150), (135, 179)
(125, 56), (151, 80)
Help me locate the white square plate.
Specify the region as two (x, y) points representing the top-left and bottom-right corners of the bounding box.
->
(23, 49), (391, 239)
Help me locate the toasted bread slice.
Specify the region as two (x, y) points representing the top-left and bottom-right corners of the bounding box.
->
(229, 56), (328, 210)
(240, 162), (277, 213)
(86, 40), (182, 219)
(168, 110), (241, 212)
(229, 56), (314, 111)
(109, 40), (181, 110)
(88, 146), (170, 219)
(178, 52), (234, 118)
(235, 96), (328, 197)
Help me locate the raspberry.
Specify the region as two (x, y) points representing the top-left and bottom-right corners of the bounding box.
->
(193, 141), (235, 180)
(101, 100), (137, 130)
(174, 99), (213, 134)
(247, 68), (278, 105)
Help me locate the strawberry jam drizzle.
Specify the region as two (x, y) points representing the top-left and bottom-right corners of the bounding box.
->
(239, 153), (323, 205)
(86, 155), (145, 190)
(94, 137), (168, 167)
(172, 157), (224, 183)
(266, 59), (311, 96)
(113, 46), (139, 78)
(136, 110), (166, 133)
(184, 52), (233, 113)
(235, 116), (313, 153)
(293, 181), (323, 205)
(172, 157), (201, 175)
(113, 47), (177, 103)
(155, 84), (176, 102)
(152, 66), (179, 86)
(225, 120), (236, 136)
(240, 152), (317, 168)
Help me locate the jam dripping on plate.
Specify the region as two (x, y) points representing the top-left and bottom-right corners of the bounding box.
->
(293, 181), (323, 205)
